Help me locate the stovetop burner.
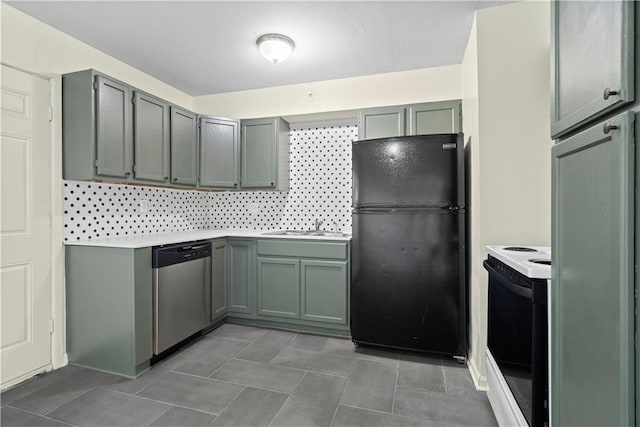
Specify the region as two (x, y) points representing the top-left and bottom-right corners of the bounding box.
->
(529, 259), (551, 265)
(486, 245), (551, 279)
(503, 246), (538, 252)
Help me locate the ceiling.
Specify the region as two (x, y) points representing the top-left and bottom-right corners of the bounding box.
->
(8, 1), (510, 96)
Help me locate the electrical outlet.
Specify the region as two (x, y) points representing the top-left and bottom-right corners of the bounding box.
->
(139, 199), (149, 214)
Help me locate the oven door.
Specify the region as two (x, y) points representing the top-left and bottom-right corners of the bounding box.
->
(485, 259), (547, 427)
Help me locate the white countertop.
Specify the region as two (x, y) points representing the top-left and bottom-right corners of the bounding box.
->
(64, 229), (351, 248)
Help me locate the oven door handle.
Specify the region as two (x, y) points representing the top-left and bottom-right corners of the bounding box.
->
(483, 260), (532, 300)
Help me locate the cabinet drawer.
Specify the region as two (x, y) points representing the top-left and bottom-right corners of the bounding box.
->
(257, 240), (347, 259)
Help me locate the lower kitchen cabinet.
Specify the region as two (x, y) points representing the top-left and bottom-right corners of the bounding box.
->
(211, 239), (227, 321)
(255, 256), (348, 325)
(300, 260), (348, 324)
(65, 246), (152, 378)
(226, 239), (256, 317)
(235, 239), (350, 335)
(257, 257), (300, 319)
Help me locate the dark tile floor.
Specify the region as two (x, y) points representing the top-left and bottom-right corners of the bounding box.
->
(1, 324), (497, 427)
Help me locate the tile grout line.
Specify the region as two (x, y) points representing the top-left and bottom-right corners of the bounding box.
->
(339, 403), (430, 423)
(125, 377), (232, 417)
(266, 371), (309, 427)
(328, 367), (351, 426)
(276, 344), (399, 368)
(211, 384), (248, 420)
(6, 404), (77, 427)
(96, 385), (181, 412)
(140, 401), (173, 425)
(391, 358), (399, 414)
(41, 383), (98, 418)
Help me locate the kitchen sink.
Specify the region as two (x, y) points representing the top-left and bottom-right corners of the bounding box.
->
(262, 230), (312, 236)
(262, 230), (350, 238)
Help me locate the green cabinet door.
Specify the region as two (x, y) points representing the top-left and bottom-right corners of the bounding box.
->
(551, 112), (635, 425)
(200, 117), (240, 188)
(170, 106), (197, 186)
(300, 260), (348, 325)
(241, 118), (277, 188)
(95, 75), (132, 178)
(227, 239), (255, 316)
(133, 91), (169, 183)
(211, 239), (227, 320)
(257, 257), (300, 319)
(358, 106), (405, 140)
(551, 0), (634, 138)
(408, 100), (461, 135)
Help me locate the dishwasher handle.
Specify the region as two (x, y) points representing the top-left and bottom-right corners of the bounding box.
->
(152, 241), (211, 268)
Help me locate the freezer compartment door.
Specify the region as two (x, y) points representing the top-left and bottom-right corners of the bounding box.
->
(352, 134), (464, 208)
(350, 209), (466, 356)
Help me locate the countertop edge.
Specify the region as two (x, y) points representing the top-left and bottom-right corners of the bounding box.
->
(64, 230), (351, 248)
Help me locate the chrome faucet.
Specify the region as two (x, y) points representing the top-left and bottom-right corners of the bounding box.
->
(314, 219), (324, 231)
(333, 221), (339, 232)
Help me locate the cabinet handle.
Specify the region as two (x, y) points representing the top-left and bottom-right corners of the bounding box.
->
(164, 176), (169, 180)
(270, 182), (274, 186)
(173, 178), (178, 182)
(603, 88), (619, 100)
(124, 172), (131, 176)
(603, 122), (618, 134)
(233, 183), (238, 187)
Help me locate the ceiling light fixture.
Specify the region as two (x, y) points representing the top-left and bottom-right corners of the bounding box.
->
(256, 33), (295, 64)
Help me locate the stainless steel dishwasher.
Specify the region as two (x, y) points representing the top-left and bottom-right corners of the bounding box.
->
(152, 241), (211, 354)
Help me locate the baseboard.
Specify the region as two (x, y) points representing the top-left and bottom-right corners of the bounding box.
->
(1, 364), (51, 392)
(468, 355), (488, 391)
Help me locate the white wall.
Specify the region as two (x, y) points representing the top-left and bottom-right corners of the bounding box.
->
(193, 66), (462, 119)
(0, 3), (194, 372)
(0, 4), (192, 109)
(462, 0), (552, 388)
(461, 13), (483, 387)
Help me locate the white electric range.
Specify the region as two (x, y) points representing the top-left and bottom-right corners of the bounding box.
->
(484, 245), (551, 427)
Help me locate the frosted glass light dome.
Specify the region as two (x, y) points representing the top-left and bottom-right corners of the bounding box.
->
(257, 34), (295, 64)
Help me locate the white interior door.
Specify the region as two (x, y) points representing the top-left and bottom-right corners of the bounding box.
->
(1, 65), (52, 387)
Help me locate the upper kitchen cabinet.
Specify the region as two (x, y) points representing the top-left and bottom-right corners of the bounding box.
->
(170, 106), (198, 186)
(551, 0), (634, 138)
(133, 91), (170, 183)
(199, 116), (240, 189)
(63, 70), (133, 180)
(358, 100), (462, 140)
(240, 117), (290, 190)
(408, 100), (461, 135)
(63, 69), (196, 187)
(358, 106), (406, 140)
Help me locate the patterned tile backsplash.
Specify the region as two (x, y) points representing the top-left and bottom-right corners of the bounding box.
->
(280, 124), (355, 232)
(63, 182), (210, 241)
(63, 122), (357, 242)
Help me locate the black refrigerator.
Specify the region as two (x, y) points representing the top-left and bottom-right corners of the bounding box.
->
(351, 133), (467, 358)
